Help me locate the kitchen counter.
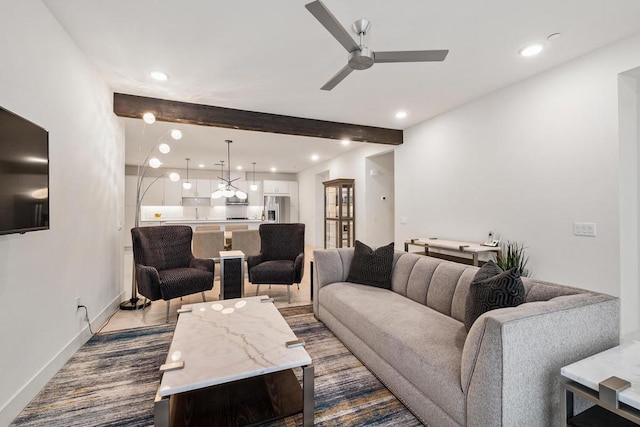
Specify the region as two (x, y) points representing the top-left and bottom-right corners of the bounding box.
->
(162, 219), (265, 224)
(139, 218), (270, 231)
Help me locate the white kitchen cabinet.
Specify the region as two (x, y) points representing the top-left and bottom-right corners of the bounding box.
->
(141, 176), (164, 205)
(164, 178), (182, 205)
(263, 180), (290, 196)
(194, 179), (211, 198)
(247, 180), (263, 205)
(182, 179), (212, 198)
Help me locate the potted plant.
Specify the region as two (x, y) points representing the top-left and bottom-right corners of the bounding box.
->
(496, 240), (531, 277)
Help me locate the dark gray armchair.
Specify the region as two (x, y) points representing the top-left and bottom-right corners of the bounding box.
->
(247, 223), (305, 303)
(131, 225), (214, 322)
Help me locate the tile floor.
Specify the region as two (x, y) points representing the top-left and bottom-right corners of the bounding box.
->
(99, 245), (317, 333)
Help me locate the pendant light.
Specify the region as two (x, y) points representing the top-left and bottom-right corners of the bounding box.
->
(210, 140), (247, 199)
(182, 158), (192, 190)
(250, 162), (258, 191)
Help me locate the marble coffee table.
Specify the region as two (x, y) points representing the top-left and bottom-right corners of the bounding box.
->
(561, 341), (640, 425)
(154, 296), (314, 427)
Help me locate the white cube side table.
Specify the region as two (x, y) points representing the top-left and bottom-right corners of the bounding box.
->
(219, 250), (245, 300)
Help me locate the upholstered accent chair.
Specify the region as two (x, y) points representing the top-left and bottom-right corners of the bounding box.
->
(195, 225), (220, 231)
(231, 229), (261, 257)
(131, 225), (215, 322)
(192, 230), (226, 260)
(247, 223), (305, 303)
(225, 224), (249, 232)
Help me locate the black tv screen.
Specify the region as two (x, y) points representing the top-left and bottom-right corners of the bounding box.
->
(0, 107), (49, 235)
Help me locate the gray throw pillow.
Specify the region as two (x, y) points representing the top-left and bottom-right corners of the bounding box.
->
(346, 240), (394, 289)
(464, 261), (525, 332)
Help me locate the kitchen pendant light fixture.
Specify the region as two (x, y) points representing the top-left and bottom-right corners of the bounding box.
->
(210, 140), (247, 200)
(250, 162), (258, 191)
(182, 158), (192, 190)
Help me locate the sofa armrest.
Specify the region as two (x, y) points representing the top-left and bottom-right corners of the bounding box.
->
(312, 248), (354, 315)
(462, 294), (619, 427)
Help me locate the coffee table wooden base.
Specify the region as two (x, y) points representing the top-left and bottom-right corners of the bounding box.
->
(155, 367), (313, 427)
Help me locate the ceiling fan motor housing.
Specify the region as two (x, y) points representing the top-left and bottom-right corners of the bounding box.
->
(349, 47), (374, 70)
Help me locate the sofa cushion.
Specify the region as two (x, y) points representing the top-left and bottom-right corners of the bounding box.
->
(346, 240), (394, 289)
(318, 282), (466, 424)
(464, 263), (525, 331)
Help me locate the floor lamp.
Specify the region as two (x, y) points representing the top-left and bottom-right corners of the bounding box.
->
(120, 114), (182, 310)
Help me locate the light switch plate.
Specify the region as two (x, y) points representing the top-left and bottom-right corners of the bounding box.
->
(574, 222), (597, 237)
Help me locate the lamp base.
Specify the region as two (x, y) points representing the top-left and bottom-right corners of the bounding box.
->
(119, 297), (151, 310)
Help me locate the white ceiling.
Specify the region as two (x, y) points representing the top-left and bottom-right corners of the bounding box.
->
(43, 0), (640, 171)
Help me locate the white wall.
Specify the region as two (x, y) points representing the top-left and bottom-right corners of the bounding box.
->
(298, 144), (391, 247)
(366, 152), (395, 247)
(0, 1), (124, 423)
(397, 33), (640, 335)
(619, 71), (639, 338)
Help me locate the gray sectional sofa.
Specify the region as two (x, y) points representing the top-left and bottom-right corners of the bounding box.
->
(312, 248), (619, 427)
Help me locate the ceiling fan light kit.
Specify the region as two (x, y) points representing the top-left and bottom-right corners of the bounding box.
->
(305, 0), (449, 90)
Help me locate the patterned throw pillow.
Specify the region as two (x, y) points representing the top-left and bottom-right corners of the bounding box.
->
(346, 240), (394, 289)
(464, 261), (525, 332)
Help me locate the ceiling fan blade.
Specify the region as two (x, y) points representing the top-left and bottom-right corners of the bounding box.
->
(374, 50), (449, 63)
(305, 0), (359, 53)
(321, 64), (354, 91)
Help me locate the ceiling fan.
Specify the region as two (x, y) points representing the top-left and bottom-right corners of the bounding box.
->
(305, 0), (449, 90)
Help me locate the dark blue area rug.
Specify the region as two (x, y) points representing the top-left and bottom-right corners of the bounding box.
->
(11, 306), (421, 426)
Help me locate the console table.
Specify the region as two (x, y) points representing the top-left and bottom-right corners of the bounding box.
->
(561, 341), (640, 426)
(404, 238), (500, 266)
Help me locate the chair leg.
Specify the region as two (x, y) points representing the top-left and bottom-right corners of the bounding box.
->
(287, 285), (291, 304)
(143, 298), (149, 310)
(297, 283), (300, 290)
(255, 284), (260, 296)
(166, 301), (170, 323)
(201, 291), (206, 302)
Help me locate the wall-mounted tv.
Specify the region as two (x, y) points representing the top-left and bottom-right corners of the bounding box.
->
(0, 106), (49, 235)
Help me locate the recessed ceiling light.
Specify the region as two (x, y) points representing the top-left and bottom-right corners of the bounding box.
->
(311, 154), (319, 161)
(341, 139), (351, 146)
(519, 43), (544, 57)
(150, 70), (168, 81)
(395, 111), (407, 119)
(198, 164), (205, 168)
(270, 167), (277, 172)
(170, 129), (182, 140)
(236, 166), (242, 170)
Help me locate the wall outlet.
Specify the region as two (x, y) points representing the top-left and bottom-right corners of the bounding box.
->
(574, 222), (597, 237)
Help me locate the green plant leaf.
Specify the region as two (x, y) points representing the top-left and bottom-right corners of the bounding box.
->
(496, 240), (531, 277)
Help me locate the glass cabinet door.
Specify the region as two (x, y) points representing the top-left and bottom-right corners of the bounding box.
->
(324, 179), (355, 249)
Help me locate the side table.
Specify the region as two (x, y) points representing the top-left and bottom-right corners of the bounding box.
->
(561, 341), (640, 426)
(219, 250), (245, 299)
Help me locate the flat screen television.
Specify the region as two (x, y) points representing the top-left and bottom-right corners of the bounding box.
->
(0, 106), (49, 235)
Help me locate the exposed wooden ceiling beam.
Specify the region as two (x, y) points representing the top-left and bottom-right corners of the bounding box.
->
(113, 93), (403, 145)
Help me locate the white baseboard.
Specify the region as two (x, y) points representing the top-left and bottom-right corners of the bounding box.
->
(0, 292), (124, 426)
